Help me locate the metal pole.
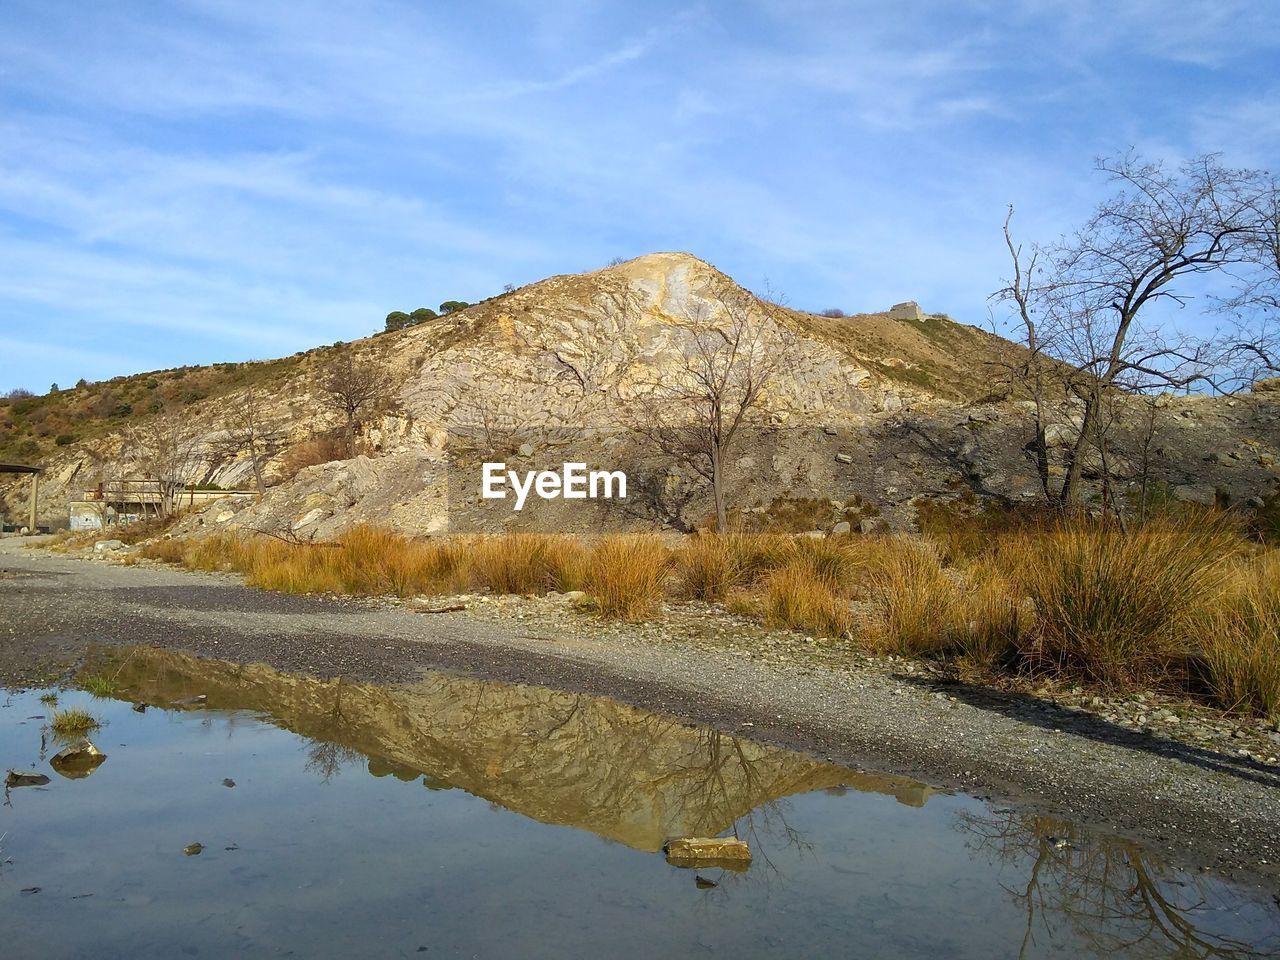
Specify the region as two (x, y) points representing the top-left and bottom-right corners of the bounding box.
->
(28, 471), (39, 534)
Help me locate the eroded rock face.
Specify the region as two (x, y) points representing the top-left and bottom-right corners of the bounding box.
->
(89, 646), (935, 852)
(10, 252), (1280, 535)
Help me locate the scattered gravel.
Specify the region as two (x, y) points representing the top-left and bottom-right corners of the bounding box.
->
(2, 537), (1278, 888)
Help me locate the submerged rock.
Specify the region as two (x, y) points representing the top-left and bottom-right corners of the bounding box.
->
(5, 769), (51, 787)
(50, 739), (107, 779)
(664, 836), (752, 868)
(171, 694), (208, 707)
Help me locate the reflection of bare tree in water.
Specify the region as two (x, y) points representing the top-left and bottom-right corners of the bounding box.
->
(302, 678), (362, 783)
(304, 740), (364, 783)
(664, 729), (814, 901)
(956, 808), (1272, 959)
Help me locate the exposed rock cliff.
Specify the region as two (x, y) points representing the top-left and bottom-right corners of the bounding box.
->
(5, 252), (1278, 536)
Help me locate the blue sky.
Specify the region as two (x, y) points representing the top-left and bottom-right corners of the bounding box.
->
(1, 0), (1278, 391)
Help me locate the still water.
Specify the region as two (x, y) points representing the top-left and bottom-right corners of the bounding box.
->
(1, 647), (1277, 959)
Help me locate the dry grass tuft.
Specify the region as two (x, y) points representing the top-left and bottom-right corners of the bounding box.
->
(1008, 514), (1238, 688)
(587, 535), (671, 621)
(761, 562), (853, 637)
(864, 537), (959, 655)
(1199, 552), (1280, 719)
(951, 565), (1034, 671)
(467, 534), (591, 595)
(676, 535), (746, 601)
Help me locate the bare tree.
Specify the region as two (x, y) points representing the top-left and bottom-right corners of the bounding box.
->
(626, 291), (798, 531)
(216, 385), (275, 496)
(127, 416), (206, 517)
(318, 349), (390, 457)
(1220, 174), (1280, 381)
(995, 154), (1263, 511)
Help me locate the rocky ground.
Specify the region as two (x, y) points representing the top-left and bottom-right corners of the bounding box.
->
(2, 536), (1279, 892)
(389, 590), (1280, 767)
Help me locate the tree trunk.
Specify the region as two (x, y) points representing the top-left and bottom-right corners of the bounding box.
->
(245, 435), (266, 495)
(1058, 392), (1099, 509)
(710, 445), (727, 532)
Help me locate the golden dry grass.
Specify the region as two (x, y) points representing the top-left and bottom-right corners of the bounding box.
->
(1001, 514), (1240, 688)
(134, 515), (1280, 718)
(761, 561), (853, 637)
(950, 564), (1034, 671)
(675, 535), (745, 601)
(1199, 552), (1280, 720)
(587, 535), (671, 621)
(469, 533), (587, 595)
(862, 537), (960, 656)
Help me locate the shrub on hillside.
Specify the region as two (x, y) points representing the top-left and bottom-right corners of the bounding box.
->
(281, 436), (347, 479)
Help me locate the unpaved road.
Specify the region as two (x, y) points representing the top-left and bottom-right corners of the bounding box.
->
(2, 538), (1278, 888)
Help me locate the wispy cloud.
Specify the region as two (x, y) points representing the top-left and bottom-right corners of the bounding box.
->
(0, 0), (1276, 389)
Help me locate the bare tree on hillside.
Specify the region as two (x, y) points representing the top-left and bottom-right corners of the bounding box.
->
(77, 449), (123, 529)
(318, 349), (390, 458)
(994, 153), (1264, 511)
(128, 417), (206, 517)
(217, 385), (274, 495)
(626, 291), (799, 531)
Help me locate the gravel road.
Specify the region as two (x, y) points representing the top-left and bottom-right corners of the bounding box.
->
(2, 537), (1277, 888)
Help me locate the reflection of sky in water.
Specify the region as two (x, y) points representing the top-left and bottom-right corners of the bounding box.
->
(0, 664), (1276, 959)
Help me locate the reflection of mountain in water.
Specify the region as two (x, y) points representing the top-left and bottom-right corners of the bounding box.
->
(87, 647), (937, 851)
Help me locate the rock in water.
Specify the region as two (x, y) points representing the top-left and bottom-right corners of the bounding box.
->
(5, 769), (51, 787)
(171, 694), (208, 707)
(183, 843), (204, 856)
(664, 837), (752, 868)
(49, 739), (107, 779)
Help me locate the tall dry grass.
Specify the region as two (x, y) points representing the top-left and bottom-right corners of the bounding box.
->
(675, 535), (745, 601)
(469, 534), (589, 595)
(587, 535), (671, 621)
(950, 564), (1034, 671)
(863, 537), (960, 655)
(135, 517), (1280, 718)
(1199, 552), (1280, 720)
(761, 562), (853, 637)
(1004, 514), (1240, 688)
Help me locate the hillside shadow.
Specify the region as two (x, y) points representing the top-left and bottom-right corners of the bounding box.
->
(896, 674), (1280, 790)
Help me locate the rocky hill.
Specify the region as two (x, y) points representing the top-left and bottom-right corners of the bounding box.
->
(4, 252), (1278, 537)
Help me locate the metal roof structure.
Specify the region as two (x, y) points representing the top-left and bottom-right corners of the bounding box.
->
(1, 462), (44, 533)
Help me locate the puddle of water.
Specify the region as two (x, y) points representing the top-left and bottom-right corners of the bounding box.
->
(0, 647), (1275, 959)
